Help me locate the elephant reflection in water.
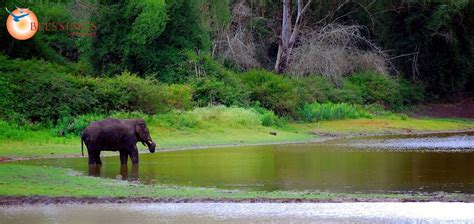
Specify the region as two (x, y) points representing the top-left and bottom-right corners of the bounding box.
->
(88, 164), (139, 181)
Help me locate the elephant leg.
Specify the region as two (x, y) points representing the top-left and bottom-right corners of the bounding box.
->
(88, 154), (95, 165)
(88, 165), (101, 177)
(129, 146), (139, 164)
(119, 150), (128, 165)
(87, 146), (96, 165)
(131, 164), (139, 181)
(95, 151), (102, 165)
(120, 164), (128, 180)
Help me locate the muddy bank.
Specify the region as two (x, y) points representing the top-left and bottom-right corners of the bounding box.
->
(1, 194), (473, 205)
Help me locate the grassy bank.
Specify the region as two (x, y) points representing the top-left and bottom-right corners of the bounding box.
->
(0, 106), (473, 159)
(1, 164), (468, 202)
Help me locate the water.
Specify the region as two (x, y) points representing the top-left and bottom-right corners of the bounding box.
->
(2, 202), (474, 223)
(16, 132), (474, 194)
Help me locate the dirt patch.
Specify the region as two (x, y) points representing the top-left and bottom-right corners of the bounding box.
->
(0, 157), (10, 163)
(0, 195), (472, 205)
(413, 94), (474, 119)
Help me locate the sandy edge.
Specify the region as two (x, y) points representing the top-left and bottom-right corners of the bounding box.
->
(1, 195), (474, 205)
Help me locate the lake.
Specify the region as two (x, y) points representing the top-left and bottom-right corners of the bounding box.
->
(17, 132), (474, 194)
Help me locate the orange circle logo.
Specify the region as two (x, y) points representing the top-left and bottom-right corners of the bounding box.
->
(5, 7), (38, 40)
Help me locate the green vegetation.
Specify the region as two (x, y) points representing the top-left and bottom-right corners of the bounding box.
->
(307, 117), (474, 135)
(0, 56), (423, 127)
(299, 102), (372, 122)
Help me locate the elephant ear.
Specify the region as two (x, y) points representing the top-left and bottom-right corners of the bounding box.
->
(135, 123), (146, 141)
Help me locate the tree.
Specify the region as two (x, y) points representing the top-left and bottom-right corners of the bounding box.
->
(274, 0), (312, 73)
(90, 0), (210, 82)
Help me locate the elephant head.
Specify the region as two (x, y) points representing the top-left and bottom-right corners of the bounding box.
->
(135, 120), (156, 153)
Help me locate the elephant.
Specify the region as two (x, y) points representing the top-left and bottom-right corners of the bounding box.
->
(81, 118), (156, 165)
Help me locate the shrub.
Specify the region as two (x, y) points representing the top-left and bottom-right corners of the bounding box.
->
(155, 111), (200, 129)
(343, 71), (400, 106)
(0, 71), (93, 125)
(0, 120), (29, 140)
(162, 84), (193, 111)
(0, 56), (195, 124)
(191, 75), (249, 107)
(252, 106), (285, 127)
(341, 71), (425, 109)
(299, 102), (372, 122)
(292, 75), (339, 105)
(186, 52), (250, 107)
(241, 70), (298, 116)
(153, 106), (263, 130)
(96, 72), (193, 114)
(56, 114), (105, 136)
(188, 106), (261, 127)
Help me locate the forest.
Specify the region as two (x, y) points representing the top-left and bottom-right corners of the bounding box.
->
(0, 0), (473, 131)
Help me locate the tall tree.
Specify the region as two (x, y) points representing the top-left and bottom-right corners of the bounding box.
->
(274, 0), (312, 73)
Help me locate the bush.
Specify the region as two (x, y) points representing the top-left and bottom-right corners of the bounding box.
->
(186, 52), (250, 107)
(155, 111), (200, 129)
(341, 71), (425, 109)
(252, 106), (285, 127)
(96, 72), (193, 114)
(56, 114), (105, 136)
(191, 75), (249, 107)
(241, 70), (297, 116)
(188, 106), (262, 127)
(299, 102), (372, 122)
(343, 71), (400, 106)
(0, 120), (30, 140)
(0, 56), (194, 124)
(292, 76), (339, 105)
(0, 70), (93, 125)
(153, 106), (263, 130)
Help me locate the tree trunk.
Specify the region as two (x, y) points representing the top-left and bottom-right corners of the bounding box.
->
(274, 0), (312, 74)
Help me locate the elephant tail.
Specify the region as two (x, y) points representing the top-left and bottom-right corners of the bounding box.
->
(81, 134), (84, 157)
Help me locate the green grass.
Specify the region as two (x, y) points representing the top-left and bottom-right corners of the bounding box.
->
(304, 116), (474, 134)
(0, 163), (433, 200)
(299, 102), (372, 122)
(0, 106), (472, 158)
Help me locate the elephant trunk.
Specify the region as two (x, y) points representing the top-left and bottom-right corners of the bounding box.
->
(145, 140), (156, 153)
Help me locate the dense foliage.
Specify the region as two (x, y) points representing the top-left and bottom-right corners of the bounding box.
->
(0, 55), (422, 126)
(0, 0), (470, 131)
(0, 56), (192, 125)
(90, 0), (210, 82)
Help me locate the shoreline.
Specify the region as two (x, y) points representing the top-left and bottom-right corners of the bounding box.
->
(1, 194), (473, 205)
(2, 128), (473, 162)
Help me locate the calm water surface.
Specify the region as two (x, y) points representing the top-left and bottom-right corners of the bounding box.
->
(17, 132), (474, 193)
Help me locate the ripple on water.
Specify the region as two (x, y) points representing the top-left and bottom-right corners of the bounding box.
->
(346, 135), (474, 151)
